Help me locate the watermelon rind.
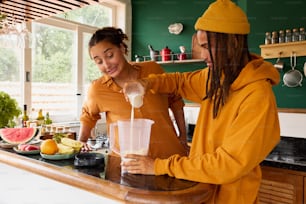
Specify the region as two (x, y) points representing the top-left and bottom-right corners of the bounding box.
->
(0, 128), (38, 145)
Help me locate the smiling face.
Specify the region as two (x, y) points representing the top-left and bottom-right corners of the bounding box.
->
(89, 40), (127, 79)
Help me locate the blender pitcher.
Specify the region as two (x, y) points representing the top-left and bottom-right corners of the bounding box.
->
(109, 119), (154, 157)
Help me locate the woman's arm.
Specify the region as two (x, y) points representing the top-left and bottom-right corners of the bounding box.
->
(78, 124), (93, 151)
(168, 93), (189, 153)
(171, 108), (189, 152)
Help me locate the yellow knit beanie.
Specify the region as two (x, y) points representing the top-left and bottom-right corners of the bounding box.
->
(194, 0), (250, 34)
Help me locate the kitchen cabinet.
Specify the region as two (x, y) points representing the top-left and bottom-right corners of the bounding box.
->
(258, 166), (304, 204)
(260, 41), (306, 59)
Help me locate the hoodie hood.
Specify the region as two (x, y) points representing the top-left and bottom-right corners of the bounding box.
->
(231, 54), (280, 91)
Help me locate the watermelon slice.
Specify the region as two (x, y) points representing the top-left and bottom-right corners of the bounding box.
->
(0, 128), (38, 144)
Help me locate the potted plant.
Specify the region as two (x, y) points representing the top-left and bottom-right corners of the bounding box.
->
(0, 91), (21, 128)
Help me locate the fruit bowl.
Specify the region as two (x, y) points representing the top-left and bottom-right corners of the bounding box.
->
(13, 147), (40, 155)
(40, 152), (76, 160)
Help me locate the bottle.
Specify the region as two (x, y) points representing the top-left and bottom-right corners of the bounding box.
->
(36, 109), (45, 126)
(22, 104), (29, 127)
(64, 126), (76, 140)
(292, 28), (299, 42)
(44, 112), (52, 125)
(299, 27), (305, 41)
(264, 32), (271, 44)
(271, 31), (278, 44)
(56, 126), (64, 134)
(285, 29), (292, 43)
(278, 30), (285, 43)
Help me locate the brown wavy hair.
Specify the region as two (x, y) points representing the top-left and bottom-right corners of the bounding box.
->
(88, 27), (128, 57)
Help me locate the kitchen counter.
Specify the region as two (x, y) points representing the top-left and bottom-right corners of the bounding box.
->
(0, 147), (215, 203)
(261, 136), (306, 172)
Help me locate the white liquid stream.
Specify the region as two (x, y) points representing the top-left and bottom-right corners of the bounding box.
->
(127, 93), (143, 155)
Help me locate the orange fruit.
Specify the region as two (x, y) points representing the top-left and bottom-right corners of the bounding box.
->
(40, 139), (58, 155)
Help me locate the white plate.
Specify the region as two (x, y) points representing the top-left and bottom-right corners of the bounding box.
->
(0, 141), (17, 149)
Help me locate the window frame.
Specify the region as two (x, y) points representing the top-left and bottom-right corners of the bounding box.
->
(19, 0), (131, 123)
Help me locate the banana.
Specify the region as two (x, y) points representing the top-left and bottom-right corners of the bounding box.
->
(61, 137), (82, 152)
(57, 143), (74, 154)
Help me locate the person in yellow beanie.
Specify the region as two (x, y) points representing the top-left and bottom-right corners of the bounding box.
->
(122, 0), (280, 203)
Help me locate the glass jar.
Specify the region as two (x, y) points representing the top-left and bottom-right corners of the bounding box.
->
(265, 32), (271, 44)
(278, 30), (285, 43)
(285, 29), (292, 43)
(292, 28), (299, 42)
(299, 27), (305, 41)
(56, 126), (64, 133)
(271, 31), (278, 44)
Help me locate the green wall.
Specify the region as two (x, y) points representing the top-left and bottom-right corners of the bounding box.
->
(131, 0), (306, 109)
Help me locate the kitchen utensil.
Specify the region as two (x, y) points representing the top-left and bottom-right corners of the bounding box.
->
(124, 81), (145, 108)
(74, 152), (105, 167)
(160, 46), (172, 61)
(148, 45), (159, 61)
(283, 52), (303, 87)
(274, 52), (284, 71)
(109, 119), (154, 155)
(178, 46), (187, 60)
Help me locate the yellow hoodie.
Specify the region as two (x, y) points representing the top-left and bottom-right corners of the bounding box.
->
(148, 54), (280, 204)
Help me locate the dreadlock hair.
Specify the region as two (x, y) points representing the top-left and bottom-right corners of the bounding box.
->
(203, 31), (251, 118)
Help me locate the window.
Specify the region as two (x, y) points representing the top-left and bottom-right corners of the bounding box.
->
(56, 4), (112, 28)
(0, 47), (22, 105)
(82, 32), (102, 98)
(0, 0), (131, 123)
(31, 22), (76, 119)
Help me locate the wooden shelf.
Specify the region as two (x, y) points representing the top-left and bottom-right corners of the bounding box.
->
(140, 52), (204, 65)
(156, 59), (204, 65)
(260, 41), (306, 59)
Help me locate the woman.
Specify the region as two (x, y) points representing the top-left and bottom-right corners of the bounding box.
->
(122, 1), (280, 203)
(79, 27), (188, 158)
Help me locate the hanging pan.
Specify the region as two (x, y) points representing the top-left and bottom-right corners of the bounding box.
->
(283, 52), (303, 87)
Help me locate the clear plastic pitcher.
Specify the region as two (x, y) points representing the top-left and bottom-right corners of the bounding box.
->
(109, 119), (154, 157)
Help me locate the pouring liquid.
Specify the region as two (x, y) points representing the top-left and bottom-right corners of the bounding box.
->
(130, 104), (134, 153)
(128, 93), (143, 154)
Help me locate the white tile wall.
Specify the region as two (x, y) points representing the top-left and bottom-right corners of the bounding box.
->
(184, 106), (306, 139)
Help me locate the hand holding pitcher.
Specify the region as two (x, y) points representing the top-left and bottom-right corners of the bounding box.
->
(123, 81), (147, 108)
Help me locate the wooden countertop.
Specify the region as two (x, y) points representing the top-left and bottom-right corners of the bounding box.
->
(0, 148), (215, 203)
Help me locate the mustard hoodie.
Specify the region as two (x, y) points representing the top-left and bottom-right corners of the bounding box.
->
(148, 55), (280, 204)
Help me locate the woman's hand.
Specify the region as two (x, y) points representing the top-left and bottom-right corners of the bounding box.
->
(80, 141), (92, 152)
(121, 154), (155, 175)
